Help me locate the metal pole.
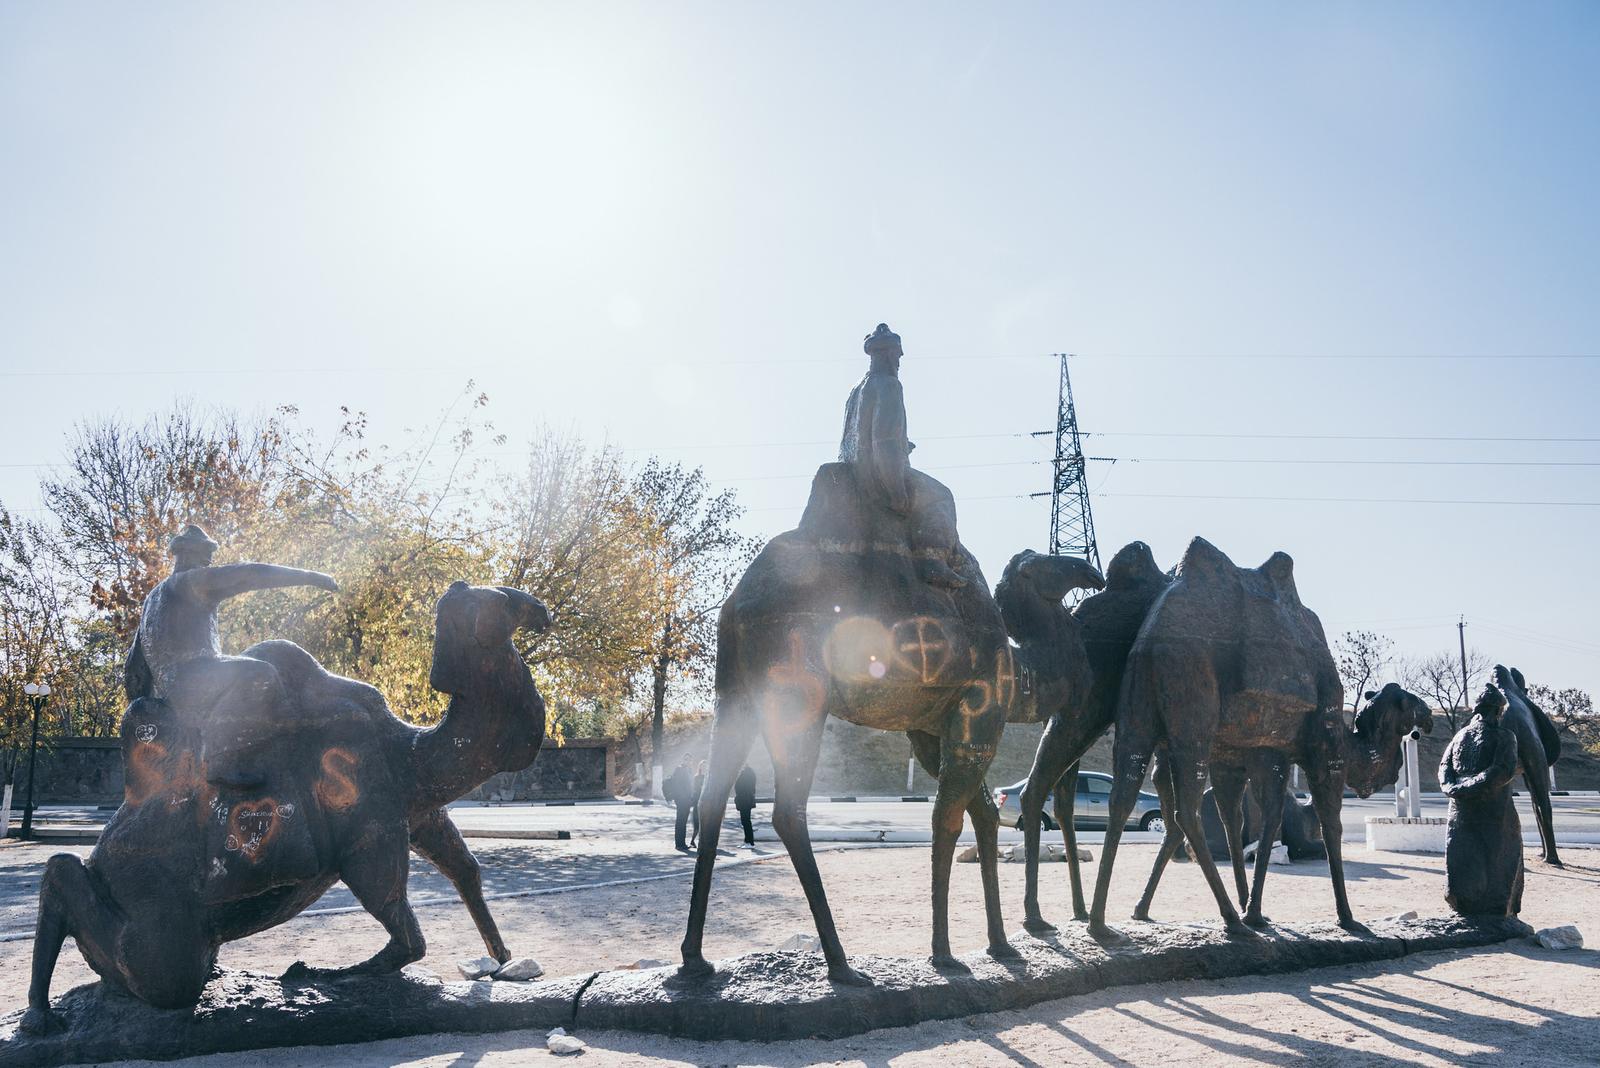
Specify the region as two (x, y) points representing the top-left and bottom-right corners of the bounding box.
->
(1457, 616), (1471, 711)
(20, 695), (43, 841)
(1405, 731), (1422, 818)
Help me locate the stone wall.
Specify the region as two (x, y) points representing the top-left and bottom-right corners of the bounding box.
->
(6, 737), (617, 806)
(464, 738), (613, 802)
(9, 739), (124, 805)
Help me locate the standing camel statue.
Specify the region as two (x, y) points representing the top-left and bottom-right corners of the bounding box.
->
(679, 324), (1103, 983)
(23, 564), (550, 1034)
(1085, 537), (1420, 944)
(1493, 665), (1562, 866)
(1131, 681), (1432, 928)
(1012, 540), (1173, 933)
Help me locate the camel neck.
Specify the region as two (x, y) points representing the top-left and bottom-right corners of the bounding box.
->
(412, 647), (545, 808)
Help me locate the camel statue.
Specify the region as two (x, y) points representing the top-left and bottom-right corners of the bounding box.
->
(22, 577), (550, 1034)
(1011, 541), (1173, 933)
(677, 535), (1103, 982)
(1084, 537), (1430, 944)
(1131, 681), (1432, 928)
(1492, 665), (1562, 866)
(679, 324), (1104, 983)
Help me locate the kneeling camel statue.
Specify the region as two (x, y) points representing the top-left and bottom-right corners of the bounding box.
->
(24, 534), (550, 1035)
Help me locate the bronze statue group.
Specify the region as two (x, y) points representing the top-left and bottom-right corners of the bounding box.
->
(18, 325), (1561, 1035)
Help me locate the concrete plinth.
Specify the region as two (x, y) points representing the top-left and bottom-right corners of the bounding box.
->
(0, 915), (1532, 1067)
(1366, 815), (1449, 853)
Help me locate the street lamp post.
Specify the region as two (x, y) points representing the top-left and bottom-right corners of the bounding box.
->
(20, 682), (50, 841)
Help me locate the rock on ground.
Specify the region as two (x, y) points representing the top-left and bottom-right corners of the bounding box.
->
(546, 1026), (586, 1055)
(1534, 924), (1584, 950)
(495, 956), (544, 980)
(457, 956), (500, 979)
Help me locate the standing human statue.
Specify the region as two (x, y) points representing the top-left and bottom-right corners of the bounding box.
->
(1439, 684), (1524, 917)
(734, 765), (758, 847)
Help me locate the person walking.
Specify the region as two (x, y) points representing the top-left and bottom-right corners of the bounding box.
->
(665, 757), (693, 852)
(687, 761), (708, 848)
(734, 765), (758, 847)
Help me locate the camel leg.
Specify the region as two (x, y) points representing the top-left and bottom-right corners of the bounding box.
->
(1132, 754), (1186, 921)
(1524, 768), (1562, 867)
(679, 696), (761, 979)
(410, 808), (508, 963)
(1165, 748), (1255, 939)
(765, 706), (868, 986)
(962, 757), (1016, 961)
(1307, 767), (1367, 933)
(1088, 725), (1157, 946)
(286, 826), (423, 978)
(1210, 764), (1251, 910)
(1051, 764), (1089, 922)
(1243, 760), (1288, 927)
(923, 735), (1006, 968)
(1019, 716), (1087, 932)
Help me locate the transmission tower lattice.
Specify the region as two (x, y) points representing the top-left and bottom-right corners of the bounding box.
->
(1034, 353), (1101, 574)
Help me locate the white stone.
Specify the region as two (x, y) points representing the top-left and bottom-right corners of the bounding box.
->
(546, 1027), (587, 1055)
(1384, 910), (1419, 922)
(456, 956), (500, 980)
(956, 844), (980, 863)
(1268, 843), (1291, 865)
(776, 933), (821, 953)
(629, 958), (668, 970)
(494, 956), (544, 980)
(1535, 925), (1584, 950)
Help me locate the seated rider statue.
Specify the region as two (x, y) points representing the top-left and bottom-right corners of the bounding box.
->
(125, 524), (339, 787)
(800, 323), (967, 590)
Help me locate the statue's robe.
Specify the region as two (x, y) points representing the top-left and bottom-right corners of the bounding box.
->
(1440, 714), (1524, 916)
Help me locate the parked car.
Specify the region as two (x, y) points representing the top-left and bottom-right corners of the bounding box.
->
(993, 772), (1165, 833)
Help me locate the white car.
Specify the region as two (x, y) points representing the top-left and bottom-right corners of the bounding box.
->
(993, 772), (1166, 833)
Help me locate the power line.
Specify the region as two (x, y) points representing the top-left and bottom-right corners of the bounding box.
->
(3, 352), (1600, 379)
(1083, 431), (1600, 444)
(1095, 491), (1600, 507)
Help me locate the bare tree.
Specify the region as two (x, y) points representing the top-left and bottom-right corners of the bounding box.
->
(1334, 630), (1395, 717)
(1525, 681), (1598, 756)
(1402, 648), (1491, 733)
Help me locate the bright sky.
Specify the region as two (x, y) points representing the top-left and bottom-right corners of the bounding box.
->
(2, 3), (1597, 700)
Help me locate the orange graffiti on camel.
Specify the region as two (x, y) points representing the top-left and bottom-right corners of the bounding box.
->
(313, 747), (361, 811)
(125, 740), (205, 809)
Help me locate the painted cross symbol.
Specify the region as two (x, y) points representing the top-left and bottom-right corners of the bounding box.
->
(893, 617), (951, 684)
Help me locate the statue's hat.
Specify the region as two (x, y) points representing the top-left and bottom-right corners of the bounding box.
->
(863, 323), (903, 359)
(169, 524), (219, 563)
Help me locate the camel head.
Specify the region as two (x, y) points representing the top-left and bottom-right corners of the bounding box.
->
(429, 582), (552, 695)
(1492, 664), (1524, 695)
(994, 550), (1106, 645)
(1345, 682), (1433, 798)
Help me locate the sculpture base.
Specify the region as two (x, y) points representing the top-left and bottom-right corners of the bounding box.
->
(0, 915), (1533, 1066)
(1366, 815), (1449, 853)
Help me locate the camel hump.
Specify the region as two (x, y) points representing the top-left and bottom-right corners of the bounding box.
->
(1176, 536), (1237, 583)
(1259, 551), (1297, 594)
(1104, 541), (1165, 590)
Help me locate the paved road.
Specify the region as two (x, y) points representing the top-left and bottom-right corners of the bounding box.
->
(12, 793), (1600, 845)
(446, 794), (1600, 844)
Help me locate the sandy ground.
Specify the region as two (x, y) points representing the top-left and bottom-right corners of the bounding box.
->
(3, 838), (1596, 1065)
